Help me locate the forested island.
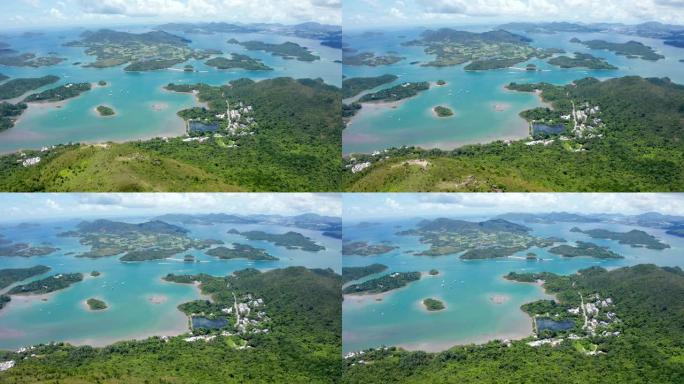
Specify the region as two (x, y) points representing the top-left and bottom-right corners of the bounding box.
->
(235, 40), (319, 61)
(343, 264), (684, 383)
(23, 82), (92, 103)
(205, 244), (278, 261)
(344, 76), (684, 192)
(205, 54), (273, 71)
(358, 82), (430, 103)
(0, 53), (66, 67)
(548, 52), (617, 69)
(0, 267), (342, 383)
(228, 229), (324, 251)
(342, 241), (398, 256)
(0, 242), (59, 257)
(433, 105), (453, 117)
(8, 273), (83, 295)
(0, 102), (27, 131)
(0, 77), (342, 192)
(342, 263), (388, 282)
(570, 38), (664, 61)
(549, 241), (623, 259)
(0, 265), (50, 289)
(96, 105), (115, 116)
(86, 298), (107, 310)
(343, 271), (421, 294)
(342, 74), (398, 98)
(570, 227), (669, 249)
(422, 298), (445, 311)
(343, 52), (404, 66)
(403, 28), (562, 69)
(0, 75), (59, 100)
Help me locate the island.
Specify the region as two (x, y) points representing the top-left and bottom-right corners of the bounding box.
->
(403, 28), (562, 69)
(205, 244), (278, 261)
(90, 271), (100, 277)
(548, 241), (623, 259)
(229, 229), (324, 251)
(358, 82), (430, 103)
(86, 298), (107, 310)
(436, 80), (446, 85)
(526, 252), (538, 260)
(342, 263), (388, 282)
(0, 265), (51, 289)
(571, 38), (664, 61)
(204, 54), (273, 71)
(342, 74), (398, 98)
(570, 227), (669, 249)
(343, 52), (404, 66)
(58, 219), (219, 261)
(548, 53), (617, 69)
(342, 241), (398, 256)
(428, 269), (439, 276)
(235, 40), (319, 61)
(97, 80), (107, 86)
(422, 298), (445, 311)
(343, 271), (421, 295)
(0, 102), (28, 131)
(64, 29), (219, 70)
(0, 52), (66, 67)
(0, 294), (9, 310)
(0, 242), (59, 257)
(8, 273), (83, 295)
(96, 105), (115, 116)
(398, 218), (556, 258)
(0, 75), (60, 100)
(23, 82), (92, 103)
(433, 105), (454, 117)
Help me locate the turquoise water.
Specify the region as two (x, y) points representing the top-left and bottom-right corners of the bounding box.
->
(342, 27), (684, 154)
(0, 217), (340, 350)
(0, 26), (341, 153)
(342, 218), (684, 353)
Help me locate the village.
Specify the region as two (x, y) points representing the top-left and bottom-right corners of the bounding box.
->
(525, 100), (606, 150)
(182, 98), (257, 148)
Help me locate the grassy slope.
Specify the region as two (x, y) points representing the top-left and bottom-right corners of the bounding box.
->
(344, 76), (684, 192)
(342, 264), (684, 383)
(0, 77), (341, 192)
(0, 267), (342, 384)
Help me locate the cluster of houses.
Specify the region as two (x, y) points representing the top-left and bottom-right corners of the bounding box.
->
(0, 360), (15, 372)
(216, 101), (255, 136)
(562, 101), (605, 139)
(346, 149), (392, 174)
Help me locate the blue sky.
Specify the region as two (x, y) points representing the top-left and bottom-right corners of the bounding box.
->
(1, 0), (341, 29)
(343, 193), (684, 221)
(344, 0), (684, 28)
(0, 193), (341, 222)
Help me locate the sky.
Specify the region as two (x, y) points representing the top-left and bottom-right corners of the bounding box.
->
(1, 0), (341, 29)
(0, 193), (341, 222)
(344, 0), (684, 28)
(343, 193), (684, 221)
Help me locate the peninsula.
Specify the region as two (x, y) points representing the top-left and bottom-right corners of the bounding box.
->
(549, 241), (623, 259)
(343, 271), (421, 295)
(228, 229), (324, 251)
(342, 241), (398, 256)
(205, 244), (278, 261)
(570, 227), (669, 249)
(8, 273), (83, 295)
(342, 263), (388, 282)
(204, 54), (273, 71)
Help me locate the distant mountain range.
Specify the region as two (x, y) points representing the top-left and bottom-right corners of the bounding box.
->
(153, 213), (342, 234)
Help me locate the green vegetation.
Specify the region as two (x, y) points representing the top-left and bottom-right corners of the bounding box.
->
(0, 294), (9, 310)
(0, 102), (27, 131)
(205, 54), (272, 70)
(236, 40), (319, 61)
(343, 52), (404, 66)
(422, 298), (445, 311)
(358, 82), (429, 103)
(343, 271), (421, 295)
(549, 241), (623, 259)
(433, 105), (453, 117)
(0, 243), (59, 257)
(205, 244), (278, 261)
(404, 28), (559, 69)
(229, 229), (324, 251)
(428, 269), (439, 276)
(120, 248), (184, 261)
(97, 80), (107, 86)
(342, 264), (388, 283)
(436, 80), (446, 85)
(570, 227), (670, 249)
(96, 105), (115, 116)
(0, 53), (65, 67)
(0, 265), (50, 289)
(399, 218), (554, 257)
(0, 267), (342, 383)
(65, 29), (216, 70)
(0, 75), (59, 100)
(343, 264), (684, 383)
(548, 52), (618, 69)
(90, 271), (100, 277)
(342, 241), (398, 256)
(344, 76), (684, 192)
(8, 273), (83, 295)
(23, 82), (92, 103)
(86, 298), (107, 310)
(0, 77), (341, 192)
(572, 38), (664, 61)
(0, 73), (8, 82)
(342, 74), (398, 98)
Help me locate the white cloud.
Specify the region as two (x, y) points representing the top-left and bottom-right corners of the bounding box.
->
(49, 8), (66, 19)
